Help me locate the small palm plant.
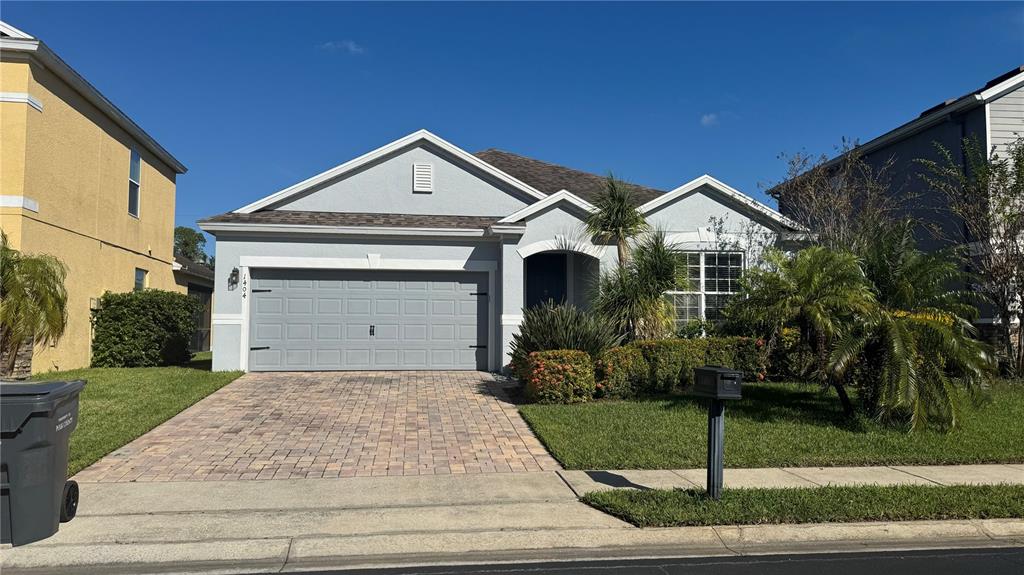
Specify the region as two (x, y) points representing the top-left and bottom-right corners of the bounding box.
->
(830, 221), (994, 430)
(585, 175), (649, 266)
(594, 231), (685, 340)
(0, 233), (69, 376)
(726, 247), (876, 415)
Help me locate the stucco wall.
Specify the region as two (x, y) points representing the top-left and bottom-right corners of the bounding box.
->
(0, 58), (182, 372)
(274, 144), (532, 217)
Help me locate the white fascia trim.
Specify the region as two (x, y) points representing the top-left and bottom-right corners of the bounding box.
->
(0, 38), (187, 173)
(497, 189), (595, 224)
(238, 255), (497, 272)
(211, 314), (244, 325)
(640, 175), (803, 231)
(0, 195), (39, 212)
(985, 102), (993, 154)
(488, 224), (527, 235)
(0, 92), (42, 112)
(233, 130), (548, 214)
(979, 71), (1024, 101)
(0, 21), (34, 39)
(198, 222), (488, 238)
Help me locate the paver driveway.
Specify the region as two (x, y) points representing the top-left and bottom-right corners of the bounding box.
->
(75, 371), (561, 482)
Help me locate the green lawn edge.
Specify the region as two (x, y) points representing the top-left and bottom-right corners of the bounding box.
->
(583, 484), (1024, 528)
(518, 381), (1024, 469)
(32, 362), (242, 475)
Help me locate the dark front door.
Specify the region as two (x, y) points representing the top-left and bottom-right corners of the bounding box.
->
(525, 253), (567, 309)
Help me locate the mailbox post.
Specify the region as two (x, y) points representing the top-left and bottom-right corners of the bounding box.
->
(691, 366), (742, 500)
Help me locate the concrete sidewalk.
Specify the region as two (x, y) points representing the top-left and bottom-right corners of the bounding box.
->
(559, 463), (1024, 494)
(1, 466), (1022, 574)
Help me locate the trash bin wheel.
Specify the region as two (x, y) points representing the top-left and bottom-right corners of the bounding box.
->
(60, 480), (79, 523)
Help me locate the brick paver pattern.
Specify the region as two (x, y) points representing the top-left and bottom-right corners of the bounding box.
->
(75, 371), (561, 482)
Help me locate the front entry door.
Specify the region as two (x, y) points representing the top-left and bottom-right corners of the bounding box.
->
(525, 253), (567, 309)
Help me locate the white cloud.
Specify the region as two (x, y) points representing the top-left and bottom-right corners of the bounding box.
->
(320, 40), (366, 55)
(700, 113), (719, 127)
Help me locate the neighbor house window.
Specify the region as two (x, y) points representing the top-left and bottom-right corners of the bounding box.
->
(134, 268), (148, 291)
(128, 149), (141, 217)
(664, 252), (743, 329)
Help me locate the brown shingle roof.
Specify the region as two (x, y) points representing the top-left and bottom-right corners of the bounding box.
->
(474, 149), (664, 206)
(200, 210), (501, 229)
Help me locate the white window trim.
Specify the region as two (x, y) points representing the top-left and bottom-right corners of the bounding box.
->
(128, 149), (142, 218)
(664, 250), (744, 327)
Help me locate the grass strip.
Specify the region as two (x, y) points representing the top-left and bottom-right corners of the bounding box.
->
(582, 483), (1024, 527)
(33, 364), (243, 475)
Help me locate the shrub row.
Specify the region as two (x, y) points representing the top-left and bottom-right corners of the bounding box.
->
(519, 337), (768, 403)
(91, 289), (199, 368)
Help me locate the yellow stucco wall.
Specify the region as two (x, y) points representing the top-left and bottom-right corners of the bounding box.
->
(0, 57), (183, 373)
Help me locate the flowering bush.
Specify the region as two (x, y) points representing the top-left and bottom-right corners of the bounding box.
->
(523, 350), (596, 404)
(595, 346), (648, 399)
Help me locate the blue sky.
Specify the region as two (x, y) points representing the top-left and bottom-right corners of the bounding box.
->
(5, 2), (1023, 237)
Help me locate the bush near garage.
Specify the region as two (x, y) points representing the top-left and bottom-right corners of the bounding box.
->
(595, 346), (648, 399)
(509, 301), (623, 379)
(524, 350), (596, 404)
(91, 289), (199, 368)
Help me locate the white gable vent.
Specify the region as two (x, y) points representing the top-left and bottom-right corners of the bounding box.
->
(412, 163), (433, 193)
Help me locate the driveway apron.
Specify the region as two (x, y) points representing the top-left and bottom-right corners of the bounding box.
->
(75, 371), (560, 481)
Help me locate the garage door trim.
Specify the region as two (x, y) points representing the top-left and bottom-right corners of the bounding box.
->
(237, 256), (497, 372)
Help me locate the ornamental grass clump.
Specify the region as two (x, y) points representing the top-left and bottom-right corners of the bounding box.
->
(509, 301), (623, 378)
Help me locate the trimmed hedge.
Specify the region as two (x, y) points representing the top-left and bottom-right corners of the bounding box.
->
(595, 346), (648, 399)
(524, 350), (596, 404)
(628, 337), (767, 393)
(91, 289), (199, 368)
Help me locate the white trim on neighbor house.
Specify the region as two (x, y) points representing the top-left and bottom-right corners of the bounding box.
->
(0, 20), (33, 39)
(0, 195), (39, 212)
(0, 92), (43, 112)
(236, 255), (499, 371)
(199, 221), (490, 238)
(496, 189), (596, 224)
(985, 102), (993, 153)
(640, 174), (802, 231)
(233, 129), (549, 214)
(979, 70), (1024, 101)
(0, 32), (187, 173)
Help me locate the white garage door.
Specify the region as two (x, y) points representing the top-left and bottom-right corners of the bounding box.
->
(248, 269), (488, 371)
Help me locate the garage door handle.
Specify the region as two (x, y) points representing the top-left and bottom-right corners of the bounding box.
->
(369, 325), (375, 336)
(469, 345), (487, 349)
(250, 346), (270, 351)
(252, 289), (272, 293)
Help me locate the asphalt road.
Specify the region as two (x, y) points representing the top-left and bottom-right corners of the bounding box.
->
(304, 547), (1024, 575)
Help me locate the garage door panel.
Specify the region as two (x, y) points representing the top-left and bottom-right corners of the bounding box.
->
(249, 269), (487, 371)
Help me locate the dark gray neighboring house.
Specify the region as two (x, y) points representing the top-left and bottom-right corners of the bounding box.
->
(174, 254), (215, 352)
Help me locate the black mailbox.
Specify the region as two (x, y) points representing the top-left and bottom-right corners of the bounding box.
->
(692, 366), (742, 400)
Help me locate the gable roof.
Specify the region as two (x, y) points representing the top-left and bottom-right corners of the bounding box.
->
(497, 189), (596, 224)
(233, 130), (548, 214)
(474, 149), (664, 206)
(642, 174), (804, 231)
(0, 20), (187, 174)
(173, 253), (215, 281)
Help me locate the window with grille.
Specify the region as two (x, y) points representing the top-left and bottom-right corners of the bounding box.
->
(128, 149), (141, 217)
(664, 251), (744, 330)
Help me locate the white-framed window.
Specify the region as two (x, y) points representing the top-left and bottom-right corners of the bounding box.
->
(128, 149), (141, 217)
(664, 251), (744, 329)
(134, 268), (148, 291)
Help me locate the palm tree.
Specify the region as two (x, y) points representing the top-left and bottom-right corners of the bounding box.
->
(830, 221), (994, 430)
(585, 175), (649, 266)
(0, 233), (69, 376)
(594, 231), (683, 340)
(726, 247), (876, 415)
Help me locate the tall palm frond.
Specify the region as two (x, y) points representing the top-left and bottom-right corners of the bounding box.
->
(585, 175), (649, 266)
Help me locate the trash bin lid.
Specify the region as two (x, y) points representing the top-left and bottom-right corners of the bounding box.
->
(1, 380), (85, 434)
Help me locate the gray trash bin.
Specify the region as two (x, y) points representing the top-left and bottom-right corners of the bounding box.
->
(1, 379), (85, 546)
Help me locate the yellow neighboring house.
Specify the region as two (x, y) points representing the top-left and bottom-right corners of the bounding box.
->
(1, 21), (187, 374)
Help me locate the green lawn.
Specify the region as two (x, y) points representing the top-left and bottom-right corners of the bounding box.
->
(32, 356), (241, 475)
(583, 484), (1024, 527)
(519, 381), (1024, 469)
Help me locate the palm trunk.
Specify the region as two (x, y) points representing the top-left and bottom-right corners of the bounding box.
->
(616, 239), (629, 266)
(832, 379), (856, 417)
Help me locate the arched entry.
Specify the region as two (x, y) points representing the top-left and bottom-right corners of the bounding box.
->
(523, 251), (600, 310)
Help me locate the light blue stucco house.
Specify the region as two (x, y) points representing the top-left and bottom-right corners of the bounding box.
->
(200, 130), (802, 372)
